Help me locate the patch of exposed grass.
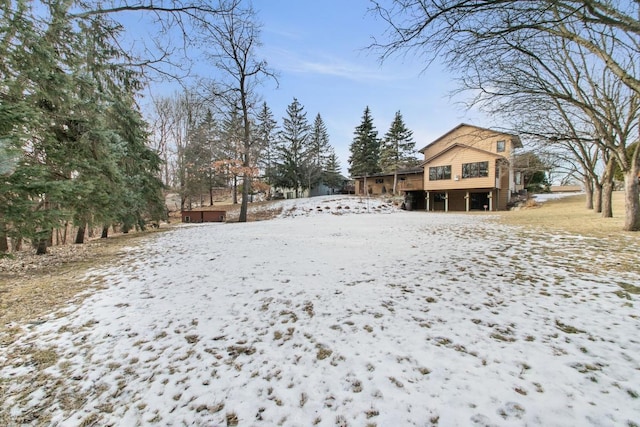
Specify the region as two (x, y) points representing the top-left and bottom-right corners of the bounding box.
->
(0, 229), (167, 341)
(555, 320), (585, 334)
(497, 193), (628, 237)
(618, 282), (640, 295)
(316, 345), (333, 360)
(496, 192), (640, 275)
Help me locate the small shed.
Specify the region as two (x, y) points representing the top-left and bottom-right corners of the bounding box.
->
(181, 210), (226, 223)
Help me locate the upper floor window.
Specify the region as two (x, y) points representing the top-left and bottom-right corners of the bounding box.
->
(496, 140), (506, 152)
(429, 165), (451, 180)
(462, 161), (489, 178)
(375, 178), (384, 184)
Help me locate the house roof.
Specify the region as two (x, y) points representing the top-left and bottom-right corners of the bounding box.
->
(181, 207), (227, 212)
(351, 166), (424, 180)
(423, 143), (505, 164)
(418, 123), (523, 153)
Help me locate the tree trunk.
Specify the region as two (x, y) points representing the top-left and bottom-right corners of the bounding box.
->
(233, 176), (238, 204)
(101, 225), (109, 239)
(75, 223), (86, 244)
(0, 235), (7, 253)
(601, 182), (613, 218)
(600, 158), (615, 218)
(584, 177), (594, 210)
(13, 237), (22, 251)
(0, 231), (8, 253)
(393, 171), (398, 195)
(622, 169), (640, 231)
(593, 182), (603, 213)
(36, 238), (48, 255)
(0, 217), (8, 253)
(240, 172), (249, 222)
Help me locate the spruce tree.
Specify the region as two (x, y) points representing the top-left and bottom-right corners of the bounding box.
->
(323, 148), (344, 192)
(255, 102), (278, 192)
(219, 106), (244, 204)
(380, 110), (417, 194)
(275, 98), (311, 198)
(0, 2), (164, 252)
(307, 113), (331, 190)
(348, 106), (381, 177)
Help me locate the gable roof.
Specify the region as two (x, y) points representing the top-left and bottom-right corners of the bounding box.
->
(418, 123), (522, 153)
(423, 143), (505, 164)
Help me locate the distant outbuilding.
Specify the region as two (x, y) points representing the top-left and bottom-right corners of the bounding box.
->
(181, 209), (226, 223)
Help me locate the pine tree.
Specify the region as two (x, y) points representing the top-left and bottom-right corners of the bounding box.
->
(0, 1), (164, 252)
(275, 98), (312, 198)
(380, 110), (417, 194)
(348, 106), (381, 177)
(309, 114), (331, 167)
(323, 148), (344, 192)
(307, 113), (331, 189)
(184, 109), (220, 206)
(219, 106), (245, 204)
(255, 102), (278, 192)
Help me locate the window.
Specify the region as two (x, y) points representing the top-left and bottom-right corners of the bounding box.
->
(496, 140), (506, 152)
(515, 171), (522, 185)
(428, 165), (452, 180)
(375, 178), (384, 184)
(462, 161), (489, 178)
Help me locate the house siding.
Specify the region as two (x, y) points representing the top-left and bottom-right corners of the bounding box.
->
(355, 172), (423, 195)
(350, 124), (520, 212)
(422, 126), (517, 161)
(420, 124), (521, 211)
(424, 148), (501, 191)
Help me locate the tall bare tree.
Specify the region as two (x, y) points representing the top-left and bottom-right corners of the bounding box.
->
(373, 0), (640, 230)
(464, 34), (639, 228)
(371, 1), (640, 94)
(200, 0), (275, 222)
(69, 0), (238, 81)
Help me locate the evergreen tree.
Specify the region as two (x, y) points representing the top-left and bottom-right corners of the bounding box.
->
(380, 110), (417, 193)
(348, 106), (381, 177)
(255, 102), (278, 192)
(275, 98), (312, 198)
(219, 106), (245, 204)
(307, 113), (331, 189)
(184, 109), (220, 206)
(323, 148), (344, 192)
(0, 1), (164, 253)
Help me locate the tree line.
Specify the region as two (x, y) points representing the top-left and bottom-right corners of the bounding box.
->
(149, 93), (344, 207)
(0, 0), (276, 253)
(372, 0), (640, 231)
(1, 0), (166, 255)
(348, 107), (418, 194)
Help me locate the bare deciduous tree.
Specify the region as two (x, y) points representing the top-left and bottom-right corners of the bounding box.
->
(199, 0), (276, 222)
(372, 0), (640, 230)
(371, 1), (640, 94)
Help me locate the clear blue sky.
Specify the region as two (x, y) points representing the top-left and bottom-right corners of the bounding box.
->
(253, 0), (488, 174)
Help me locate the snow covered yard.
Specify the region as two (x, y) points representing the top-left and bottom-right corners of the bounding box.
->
(1, 196), (639, 426)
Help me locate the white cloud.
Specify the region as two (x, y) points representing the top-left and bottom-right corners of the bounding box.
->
(264, 46), (401, 82)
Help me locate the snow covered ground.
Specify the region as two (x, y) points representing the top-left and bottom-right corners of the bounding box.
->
(2, 195), (639, 426)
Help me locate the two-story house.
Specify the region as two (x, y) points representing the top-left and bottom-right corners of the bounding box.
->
(352, 123), (522, 211)
(420, 123), (522, 211)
